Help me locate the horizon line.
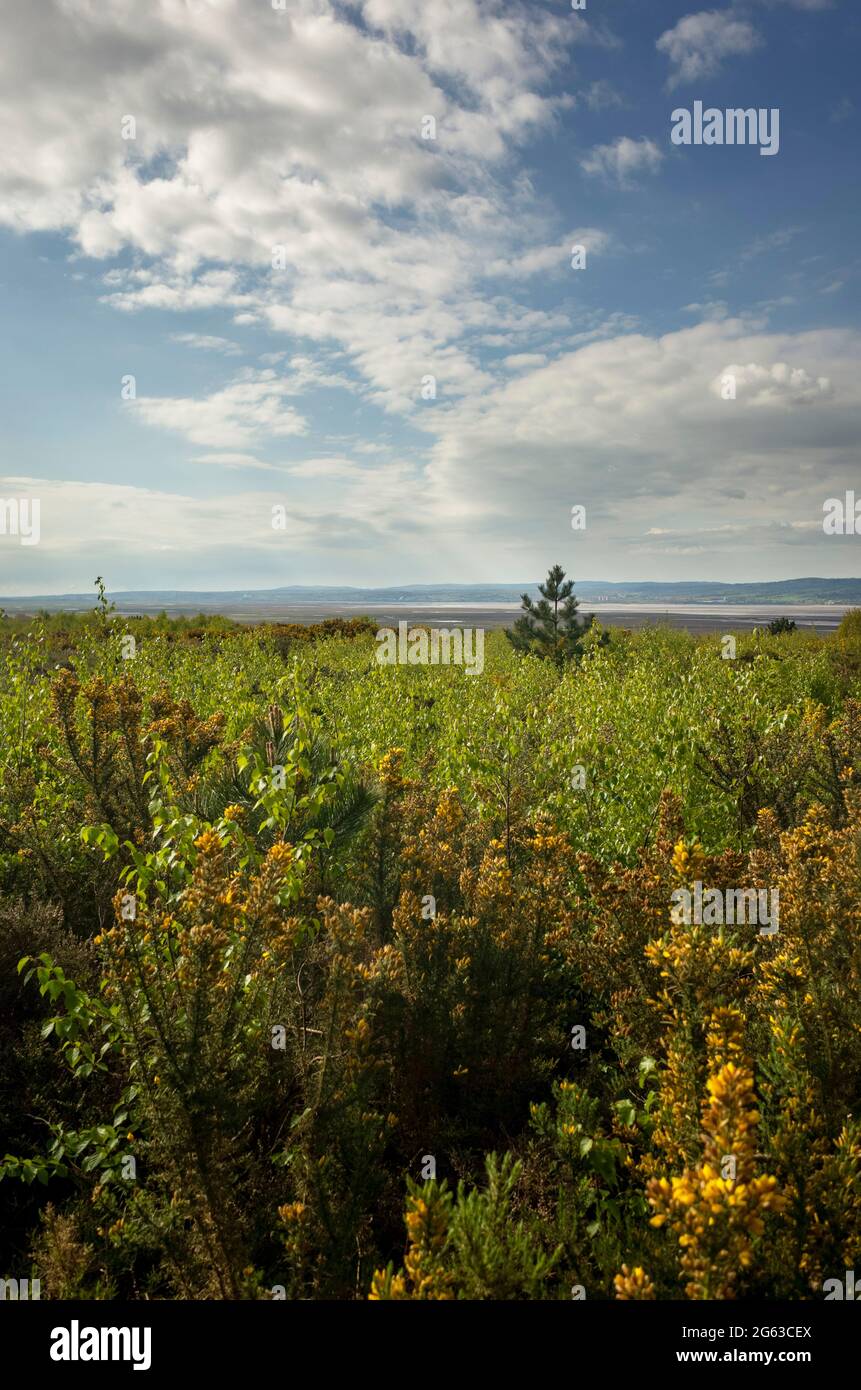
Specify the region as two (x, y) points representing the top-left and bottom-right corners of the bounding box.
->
(3, 575), (861, 603)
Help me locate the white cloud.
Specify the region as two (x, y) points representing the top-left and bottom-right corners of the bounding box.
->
(171, 333), (243, 356)
(738, 227), (801, 264)
(0, 460), (427, 593)
(0, 1), (853, 590)
(582, 80), (624, 111)
(487, 229), (609, 279)
(502, 353), (548, 370)
(0, 0), (594, 418)
(411, 321), (861, 576)
(3, 322), (860, 588)
(132, 370), (308, 449)
(580, 137), (663, 187)
(711, 361), (832, 405)
(189, 453), (284, 472)
(683, 300), (729, 320)
(286, 458), (366, 480)
(656, 11), (762, 88)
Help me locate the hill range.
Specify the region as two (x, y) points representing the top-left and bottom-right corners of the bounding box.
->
(2, 577), (861, 613)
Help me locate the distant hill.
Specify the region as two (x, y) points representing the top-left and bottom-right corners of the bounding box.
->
(2, 577), (861, 611)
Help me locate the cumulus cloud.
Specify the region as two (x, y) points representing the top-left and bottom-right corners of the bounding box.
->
(711, 361), (833, 406)
(0, 0), (594, 415)
(657, 11), (762, 87)
(580, 137), (664, 187)
(412, 321), (861, 574)
(132, 371), (309, 449)
(0, 0), (853, 591)
(2, 322), (859, 588)
(487, 229), (610, 279)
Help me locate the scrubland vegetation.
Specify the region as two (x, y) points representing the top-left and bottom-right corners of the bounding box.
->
(2, 597), (861, 1300)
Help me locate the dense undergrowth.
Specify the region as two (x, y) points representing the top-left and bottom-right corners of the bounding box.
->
(1, 607), (860, 1299)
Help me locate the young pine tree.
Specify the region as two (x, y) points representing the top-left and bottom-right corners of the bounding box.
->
(505, 564), (595, 666)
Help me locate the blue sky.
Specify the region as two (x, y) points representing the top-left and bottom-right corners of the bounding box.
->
(0, 0), (858, 593)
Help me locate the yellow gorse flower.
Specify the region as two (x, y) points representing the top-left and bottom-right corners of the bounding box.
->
(647, 1021), (786, 1299)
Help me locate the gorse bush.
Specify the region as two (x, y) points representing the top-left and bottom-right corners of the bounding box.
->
(1, 609), (860, 1298)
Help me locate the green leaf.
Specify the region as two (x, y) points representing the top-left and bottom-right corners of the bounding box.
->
(638, 1056), (657, 1088)
(614, 1099), (637, 1127)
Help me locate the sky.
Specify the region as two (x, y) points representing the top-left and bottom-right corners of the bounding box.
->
(0, 0), (859, 594)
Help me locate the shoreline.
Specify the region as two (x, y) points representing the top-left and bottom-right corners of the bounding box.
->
(0, 600), (851, 633)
